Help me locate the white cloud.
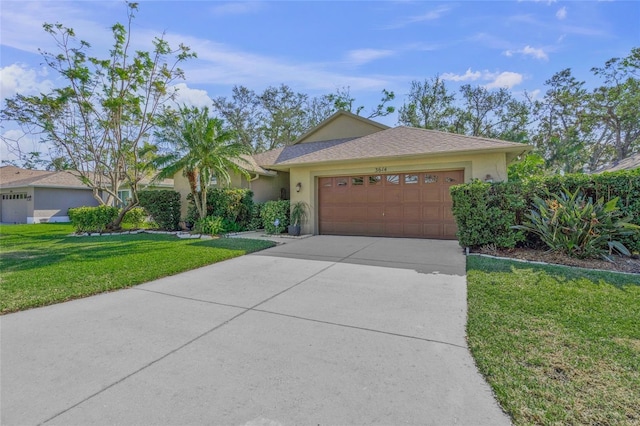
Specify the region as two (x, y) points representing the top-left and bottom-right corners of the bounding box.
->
(441, 68), (524, 89)
(441, 68), (482, 82)
(346, 49), (395, 66)
(484, 72), (524, 89)
(169, 83), (213, 109)
(1, 129), (49, 165)
(0, 64), (54, 101)
(503, 45), (549, 61)
(384, 5), (451, 29)
(556, 6), (567, 20)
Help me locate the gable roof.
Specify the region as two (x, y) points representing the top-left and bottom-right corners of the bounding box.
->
(0, 166), (88, 189)
(0, 165), (174, 190)
(293, 110), (389, 144)
(598, 153), (640, 172)
(254, 126), (531, 168)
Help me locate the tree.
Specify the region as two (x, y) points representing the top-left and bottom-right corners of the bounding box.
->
(589, 47), (640, 166)
(530, 69), (590, 173)
(398, 76), (458, 131)
(212, 85), (396, 153)
(456, 85), (530, 142)
(0, 2), (194, 228)
(153, 106), (251, 220)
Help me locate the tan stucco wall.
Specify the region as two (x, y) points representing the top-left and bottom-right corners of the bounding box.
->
(287, 152), (509, 235)
(300, 115), (385, 143)
(174, 170), (291, 218)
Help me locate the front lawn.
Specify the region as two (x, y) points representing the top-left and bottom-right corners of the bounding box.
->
(0, 223), (275, 314)
(467, 256), (640, 425)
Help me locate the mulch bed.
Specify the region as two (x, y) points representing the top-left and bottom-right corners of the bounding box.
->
(474, 246), (640, 275)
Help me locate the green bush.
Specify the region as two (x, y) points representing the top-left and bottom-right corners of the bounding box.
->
(122, 207), (147, 228)
(248, 202), (264, 230)
(194, 215), (225, 235)
(138, 190), (181, 231)
(451, 180), (526, 248)
(186, 188), (254, 230)
(514, 188), (639, 259)
(261, 200), (290, 234)
(68, 206), (119, 233)
(451, 169), (640, 254)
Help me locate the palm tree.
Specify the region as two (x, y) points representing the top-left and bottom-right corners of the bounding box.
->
(153, 106), (251, 219)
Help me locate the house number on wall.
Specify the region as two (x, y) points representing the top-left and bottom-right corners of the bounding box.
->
(374, 167), (387, 173)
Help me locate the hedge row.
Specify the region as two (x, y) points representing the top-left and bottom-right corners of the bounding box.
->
(138, 190), (181, 231)
(451, 170), (640, 252)
(185, 188), (255, 231)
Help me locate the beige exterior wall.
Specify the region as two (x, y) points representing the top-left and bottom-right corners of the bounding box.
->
(250, 172), (290, 203)
(287, 152), (509, 235)
(300, 115), (385, 143)
(174, 170), (291, 218)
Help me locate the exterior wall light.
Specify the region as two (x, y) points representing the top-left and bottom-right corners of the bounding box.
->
(295, 182), (302, 192)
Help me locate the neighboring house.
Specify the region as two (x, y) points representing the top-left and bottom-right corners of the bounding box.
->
(174, 110), (532, 239)
(0, 165), (174, 224)
(597, 153), (640, 172)
(0, 165), (98, 224)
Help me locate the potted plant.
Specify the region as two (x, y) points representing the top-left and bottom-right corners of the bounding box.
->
(288, 201), (309, 236)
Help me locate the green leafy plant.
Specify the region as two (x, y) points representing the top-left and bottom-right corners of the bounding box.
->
(261, 200), (290, 234)
(194, 216), (225, 235)
(138, 190), (181, 231)
(122, 207), (147, 228)
(513, 188), (639, 259)
(68, 206), (119, 233)
(289, 201), (309, 226)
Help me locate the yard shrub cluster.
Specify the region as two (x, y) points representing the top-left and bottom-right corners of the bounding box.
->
(138, 190), (181, 231)
(260, 200), (290, 234)
(451, 169), (640, 255)
(68, 206), (119, 233)
(122, 207), (148, 228)
(186, 188), (254, 231)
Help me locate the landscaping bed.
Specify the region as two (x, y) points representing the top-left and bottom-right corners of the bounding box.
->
(474, 246), (640, 274)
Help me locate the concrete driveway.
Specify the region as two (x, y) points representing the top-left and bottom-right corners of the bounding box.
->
(1, 236), (510, 425)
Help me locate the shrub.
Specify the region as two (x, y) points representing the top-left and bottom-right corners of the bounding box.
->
(186, 188), (254, 230)
(194, 216), (225, 235)
(451, 180), (525, 248)
(451, 169), (640, 254)
(513, 188), (639, 259)
(138, 190), (181, 231)
(261, 200), (290, 234)
(68, 206), (119, 233)
(122, 207), (147, 228)
(248, 202), (264, 230)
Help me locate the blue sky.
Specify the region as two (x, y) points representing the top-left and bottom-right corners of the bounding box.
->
(1, 1), (638, 160)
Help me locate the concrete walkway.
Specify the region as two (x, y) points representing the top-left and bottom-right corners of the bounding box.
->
(1, 236), (510, 425)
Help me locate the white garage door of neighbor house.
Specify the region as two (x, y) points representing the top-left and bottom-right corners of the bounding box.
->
(1, 193), (28, 224)
(318, 170), (463, 239)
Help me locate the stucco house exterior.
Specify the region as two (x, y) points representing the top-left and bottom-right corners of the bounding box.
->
(0, 165), (174, 224)
(174, 111), (531, 239)
(0, 166), (99, 224)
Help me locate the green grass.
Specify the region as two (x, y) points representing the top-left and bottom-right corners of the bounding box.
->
(467, 256), (640, 425)
(0, 223), (275, 314)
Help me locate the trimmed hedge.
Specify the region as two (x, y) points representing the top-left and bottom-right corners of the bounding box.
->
(185, 188), (255, 231)
(261, 200), (290, 234)
(138, 190), (181, 231)
(451, 169), (640, 252)
(68, 206), (119, 233)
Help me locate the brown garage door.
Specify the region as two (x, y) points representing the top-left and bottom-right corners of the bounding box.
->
(318, 170), (463, 239)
